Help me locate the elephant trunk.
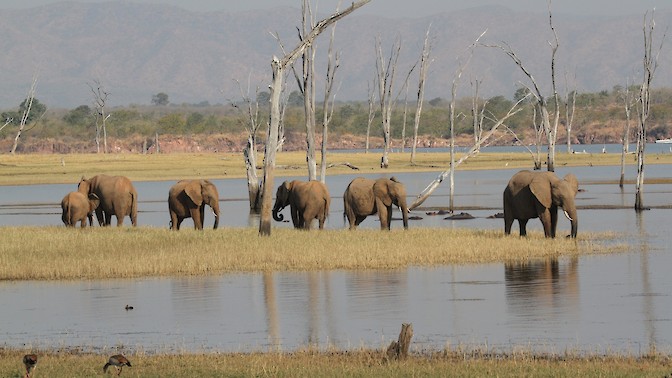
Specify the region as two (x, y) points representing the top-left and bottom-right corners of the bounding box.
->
(400, 199), (409, 230)
(564, 205), (578, 238)
(272, 203), (285, 222)
(211, 201), (220, 230)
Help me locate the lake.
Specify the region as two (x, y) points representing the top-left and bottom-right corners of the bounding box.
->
(0, 155), (671, 355)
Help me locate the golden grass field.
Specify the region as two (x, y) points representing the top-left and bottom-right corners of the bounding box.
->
(0, 348), (670, 377)
(2, 150), (672, 185)
(0, 227), (624, 280)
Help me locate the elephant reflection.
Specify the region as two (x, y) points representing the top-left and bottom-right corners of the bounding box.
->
(504, 257), (579, 314)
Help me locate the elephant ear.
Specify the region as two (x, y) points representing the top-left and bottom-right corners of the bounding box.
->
(373, 180), (393, 207)
(530, 174), (552, 209)
(563, 173), (579, 196)
(185, 181), (204, 206)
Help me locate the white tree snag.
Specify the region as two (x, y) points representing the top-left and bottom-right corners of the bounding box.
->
(375, 36), (401, 168)
(409, 96), (526, 210)
(89, 79), (110, 154)
(564, 72), (577, 153)
(259, 0), (370, 236)
(301, 0), (318, 181)
(385, 323), (413, 361)
(635, 10), (665, 211)
(365, 80), (376, 153)
(232, 76), (264, 213)
(10, 74), (39, 155)
(619, 79), (635, 188)
(411, 25), (432, 164)
(319, 7), (341, 184)
(448, 30), (486, 211)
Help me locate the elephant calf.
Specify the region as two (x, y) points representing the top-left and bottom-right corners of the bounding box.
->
(61, 191), (100, 228)
(503, 170), (579, 238)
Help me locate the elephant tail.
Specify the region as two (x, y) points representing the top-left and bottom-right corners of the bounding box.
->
(130, 191), (138, 226)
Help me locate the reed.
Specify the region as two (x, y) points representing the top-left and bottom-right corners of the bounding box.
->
(2, 151), (672, 186)
(0, 227), (623, 281)
(0, 347), (669, 377)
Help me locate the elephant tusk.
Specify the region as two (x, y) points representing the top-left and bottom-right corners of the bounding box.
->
(563, 209), (573, 221)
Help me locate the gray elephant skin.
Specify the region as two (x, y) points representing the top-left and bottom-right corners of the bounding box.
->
(272, 180), (331, 230)
(503, 170), (579, 238)
(61, 191), (100, 228)
(343, 177), (409, 230)
(168, 179), (220, 230)
(79, 175), (138, 227)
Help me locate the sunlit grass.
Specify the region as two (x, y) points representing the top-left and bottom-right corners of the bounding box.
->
(0, 347), (669, 377)
(0, 227), (624, 281)
(2, 151), (672, 186)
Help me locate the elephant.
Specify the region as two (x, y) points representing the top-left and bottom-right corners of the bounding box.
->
(272, 180), (330, 230)
(168, 179), (220, 230)
(503, 170), (579, 238)
(61, 191), (100, 227)
(78, 175), (138, 227)
(343, 177), (409, 230)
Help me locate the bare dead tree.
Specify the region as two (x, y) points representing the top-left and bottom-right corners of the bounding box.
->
(10, 74), (39, 154)
(375, 36), (401, 168)
(365, 80), (377, 153)
(231, 76), (265, 213)
(0, 118), (12, 133)
(635, 10), (665, 211)
(447, 30), (486, 211)
(484, 1), (562, 172)
(319, 4), (341, 184)
(619, 79), (636, 188)
(411, 25), (433, 164)
(89, 79), (110, 154)
(299, 0), (318, 181)
(409, 94), (528, 210)
(470, 78), (487, 154)
(564, 72), (577, 153)
(400, 80), (409, 153)
(259, 0), (370, 236)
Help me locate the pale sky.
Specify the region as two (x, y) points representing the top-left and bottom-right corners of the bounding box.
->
(0, 0), (667, 18)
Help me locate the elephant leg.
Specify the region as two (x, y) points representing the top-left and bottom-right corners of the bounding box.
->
(95, 209), (105, 226)
(539, 210), (552, 237)
(519, 219), (528, 236)
(291, 208), (301, 229)
(504, 213), (513, 235)
(81, 218), (87, 228)
(170, 212), (179, 230)
(190, 208), (202, 230)
(318, 213), (326, 230)
(105, 212), (113, 227)
(379, 208), (389, 230)
(354, 215), (367, 228)
(550, 206), (558, 238)
(115, 214), (125, 227)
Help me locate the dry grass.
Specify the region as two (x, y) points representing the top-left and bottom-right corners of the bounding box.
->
(0, 227), (624, 281)
(2, 151), (672, 186)
(0, 347), (669, 377)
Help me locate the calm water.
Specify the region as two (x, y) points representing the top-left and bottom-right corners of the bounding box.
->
(1, 153), (671, 354)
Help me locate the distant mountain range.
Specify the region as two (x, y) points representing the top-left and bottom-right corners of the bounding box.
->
(0, 2), (671, 109)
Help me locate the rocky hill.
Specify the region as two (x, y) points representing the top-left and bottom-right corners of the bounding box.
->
(1, 2), (671, 109)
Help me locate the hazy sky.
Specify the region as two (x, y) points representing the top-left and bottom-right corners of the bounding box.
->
(1, 0), (666, 18)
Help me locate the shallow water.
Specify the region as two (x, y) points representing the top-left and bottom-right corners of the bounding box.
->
(1, 157), (671, 354)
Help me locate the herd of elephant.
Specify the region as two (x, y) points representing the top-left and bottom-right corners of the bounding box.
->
(60, 170), (580, 238)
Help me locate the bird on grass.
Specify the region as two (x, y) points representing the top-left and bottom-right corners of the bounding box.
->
(103, 354), (132, 376)
(22, 354), (37, 378)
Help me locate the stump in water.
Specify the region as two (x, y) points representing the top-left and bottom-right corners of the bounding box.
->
(385, 323), (413, 361)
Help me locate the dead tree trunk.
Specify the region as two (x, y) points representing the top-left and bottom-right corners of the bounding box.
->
(365, 80), (376, 153)
(89, 80), (110, 154)
(564, 73), (577, 153)
(385, 323), (413, 361)
(635, 10), (665, 211)
(620, 80), (634, 188)
(319, 11), (340, 184)
(411, 25), (432, 164)
(375, 37), (401, 169)
(10, 74), (39, 154)
(259, 0), (370, 236)
(301, 0), (318, 181)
